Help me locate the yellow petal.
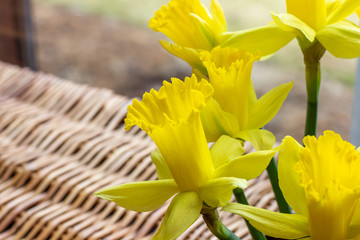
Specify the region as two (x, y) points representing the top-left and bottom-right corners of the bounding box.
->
(153, 192), (202, 240)
(248, 82), (293, 129)
(327, 0), (360, 24)
(210, 135), (245, 168)
(223, 203), (309, 239)
(271, 12), (317, 42)
(159, 40), (207, 76)
(278, 136), (308, 216)
(286, 0), (326, 30)
(210, 0), (227, 33)
(200, 98), (240, 142)
(220, 22), (295, 57)
(151, 149), (173, 180)
(214, 147), (278, 180)
(189, 13), (217, 48)
(326, 0), (341, 16)
(199, 177), (247, 207)
(236, 129), (276, 151)
(94, 180), (179, 212)
(316, 20), (360, 58)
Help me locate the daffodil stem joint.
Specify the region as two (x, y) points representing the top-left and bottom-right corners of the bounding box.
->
(233, 188), (266, 240)
(266, 157), (292, 213)
(202, 207), (242, 240)
(302, 40), (326, 137)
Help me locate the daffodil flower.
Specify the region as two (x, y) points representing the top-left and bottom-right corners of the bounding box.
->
(149, 0), (227, 76)
(222, 0), (360, 58)
(200, 47), (293, 150)
(95, 75), (278, 240)
(224, 130), (360, 240)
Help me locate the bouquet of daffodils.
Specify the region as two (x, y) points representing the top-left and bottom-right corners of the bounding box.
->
(95, 1), (360, 239)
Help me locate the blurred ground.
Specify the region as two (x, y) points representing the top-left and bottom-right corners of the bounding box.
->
(33, 1), (356, 142)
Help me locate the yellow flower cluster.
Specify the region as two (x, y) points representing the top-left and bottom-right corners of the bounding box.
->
(95, 0), (360, 239)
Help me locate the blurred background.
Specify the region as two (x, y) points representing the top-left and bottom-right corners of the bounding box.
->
(1, 0), (358, 142)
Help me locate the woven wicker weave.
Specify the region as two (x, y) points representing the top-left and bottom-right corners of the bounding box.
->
(0, 62), (277, 240)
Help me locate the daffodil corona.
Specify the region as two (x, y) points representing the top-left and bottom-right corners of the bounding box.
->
(95, 75), (278, 240)
(200, 47), (293, 150)
(224, 131), (360, 240)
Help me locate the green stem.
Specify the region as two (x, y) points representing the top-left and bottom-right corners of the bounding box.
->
(305, 99), (318, 136)
(233, 188), (266, 240)
(202, 207), (242, 240)
(302, 39), (326, 137)
(266, 157), (292, 213)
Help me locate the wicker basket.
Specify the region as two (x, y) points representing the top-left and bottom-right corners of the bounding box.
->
(0, 62), (277, 239)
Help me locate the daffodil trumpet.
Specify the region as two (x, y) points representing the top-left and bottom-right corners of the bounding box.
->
(95, 75), (278, 240)
(224, 131), (360, 240)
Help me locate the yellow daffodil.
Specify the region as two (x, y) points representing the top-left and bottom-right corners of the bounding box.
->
(222, 0), (360, 58)
(224, 130), (360, 240)
(200, 47), (293, 150)
(149, 0), (227, 76)
(95, 75), (278, 240)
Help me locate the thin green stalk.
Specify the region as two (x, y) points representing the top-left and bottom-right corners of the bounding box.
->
(266, 157), (292, 213)
(202, 207), (242, 240)
(302, 39), (326, 137)
(233, 188), (266, 240)
(259, 127), (291, 214)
